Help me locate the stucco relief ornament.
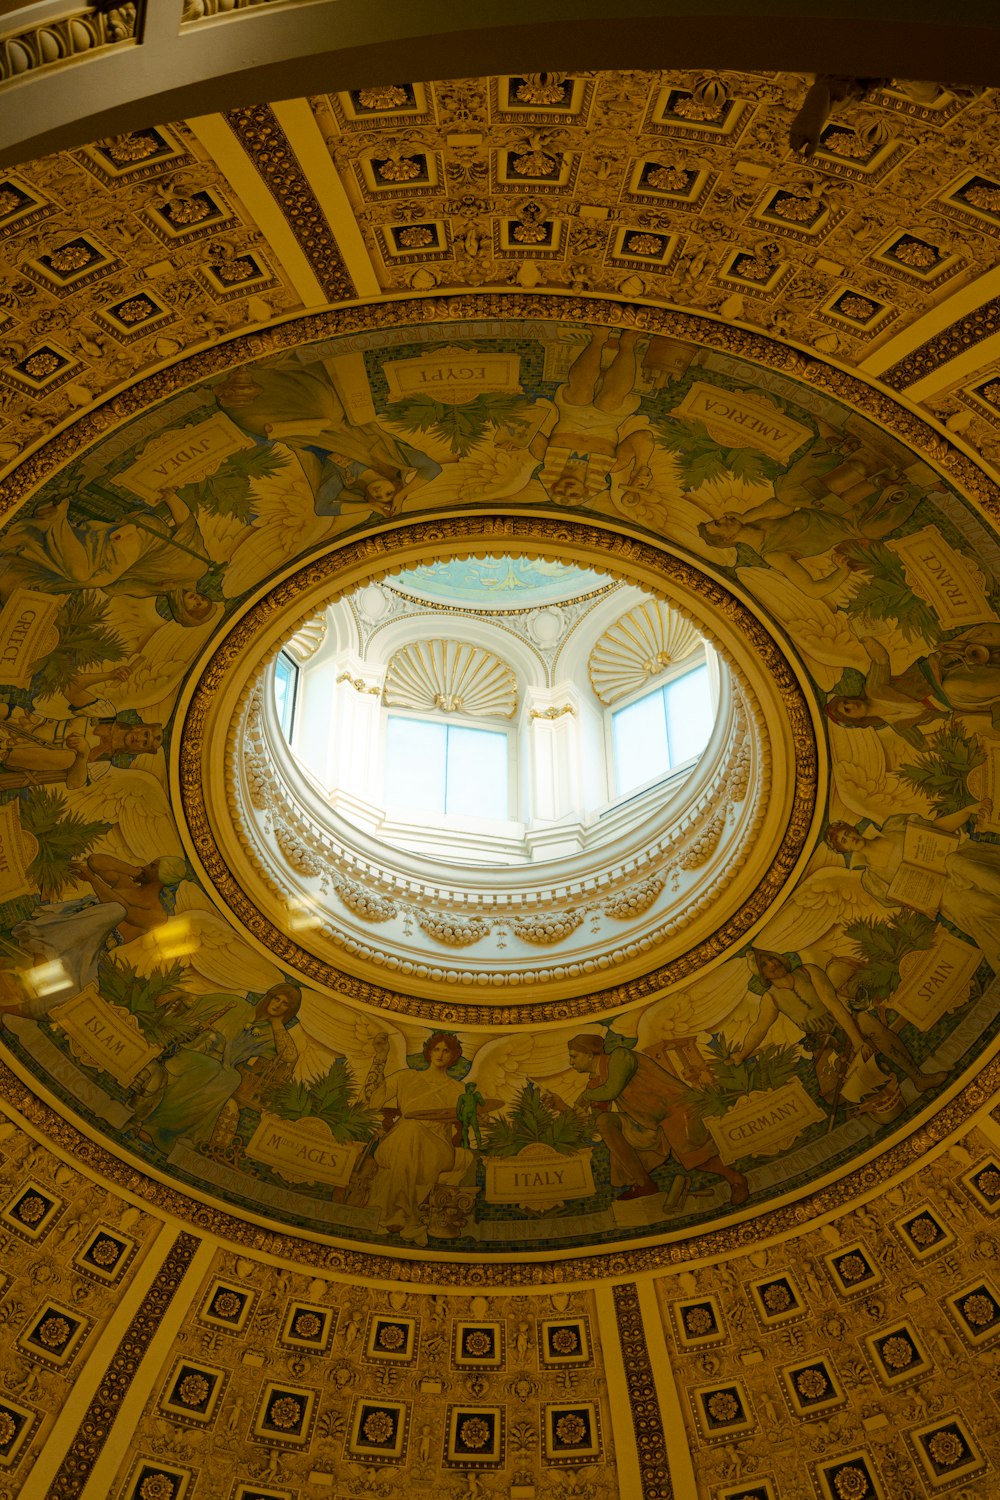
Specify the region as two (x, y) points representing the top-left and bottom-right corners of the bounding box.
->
(838, 295), (877, 320)
(880, 1335), (914, 1369)
(177, 1373), (211, 1406)
(416, 912), (491, 947)
(460, 1416), (492, 1448)
(139, 1478), (175, 1500)
(906, 1214), (939, 1246)
(892, 237), (939, 269)
(964, 183), (1000, 212)
(515, 73), (569, 106)
(961, 1293), (996, 1327)
(48, 243), (95, 273)
(836, 1252), (869, 1283)
(626, 233), (666, 257)
(682, 1306), (713, 1336)
(510, 911), (583, 944)
(357, 86), (410, 111)
(212, 1291), (242, 1318)
(0, 1411), (16, 1446)
(89, 1236), (120, 1265)
(164, 195), (212, 225)
(273, 820), (322, 877)
(555, 1413), (587, 1443)
(38, 1315), (71, 1348)
(14, 1191), (46, 1224)
(673, 94), (725, 122)
(377, 157), (423, 182)
(22, 351), (60, 379)
(116, 298), (155, 324)
(103, 133), (160, 163)
(215, 256), (257, 284)
(336, 880), (398, 923)
(927, 1431), (966, 1467)
(646, 165), (689, 192)
(833, 1470), (871, 1500)
(268, 1395), (303, 1430)
(398, 226), (435, 249)
(794, 1367), (828, 1399)
(679, 813), (726, 870)
(603, 875), (665, 919)
(706, 1391), (739, 1421)
(773, 194), (821, 222)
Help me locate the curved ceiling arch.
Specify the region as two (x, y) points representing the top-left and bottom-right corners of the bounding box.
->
(2, 0), (1000, 167)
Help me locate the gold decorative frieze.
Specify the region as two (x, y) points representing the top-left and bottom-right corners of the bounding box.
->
(0, 5), (140, 89)
(183, 0), (288, 17)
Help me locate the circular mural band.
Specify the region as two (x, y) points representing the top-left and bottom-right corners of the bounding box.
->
(0, 310), (998, 1261)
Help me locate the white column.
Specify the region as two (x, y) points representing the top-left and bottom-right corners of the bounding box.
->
(524, 684), (583, 822)
(326, 651), (384, 811)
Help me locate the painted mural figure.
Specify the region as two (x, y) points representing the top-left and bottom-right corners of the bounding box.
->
(7, 853), (189, 1001)
(370, 1032), (475, 1245)
(826, 629), (1000, 746)
(0, 711), (161, 792)
(697, 503), (855, 597)
(214, 354), (442, 517)
(733, 949), (947, 1100)
(529, 329), (655, 507)
(138, 982), (302, 1155)
(0, 493), (220, 627)
(826, 810), (1000, 968)
(545, 1034), (749, 1204)
(456, 1079), (486, 1149)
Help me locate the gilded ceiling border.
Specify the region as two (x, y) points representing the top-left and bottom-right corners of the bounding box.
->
(614, 1283), (674, 1500)
(882, 294), (1000, 391)
(179, 513), (815, 1025)
(1, 1050), (997, 1286)
(45, 1231), (200, 1500)
(225, 103), (357, 302)
(1, 291), (997, 521)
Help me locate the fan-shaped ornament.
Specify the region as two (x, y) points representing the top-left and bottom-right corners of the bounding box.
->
(384, 640), (518, 719)
(589, 602), (702, 704)
(283, 618), (327, 662)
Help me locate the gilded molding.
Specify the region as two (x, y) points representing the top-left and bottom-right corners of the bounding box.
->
(224, 103), (356, 302)
(613, 1283), (673, 1500)
(0, 4), (141, 87)
(44, 1231), (200, 1500)
(882, 295), (1000, 390)
(183, 0), (285, 17)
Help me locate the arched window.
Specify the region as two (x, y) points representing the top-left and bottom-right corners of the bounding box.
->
(273, 652), (298, 738)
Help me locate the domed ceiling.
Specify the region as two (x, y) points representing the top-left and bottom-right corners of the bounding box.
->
(1, 63), (999, 1284)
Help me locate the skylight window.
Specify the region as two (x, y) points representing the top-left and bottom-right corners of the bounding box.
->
(273, 652), (298, 739)
(384, 716), (509, 819)
(612, 664), (713, 796)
